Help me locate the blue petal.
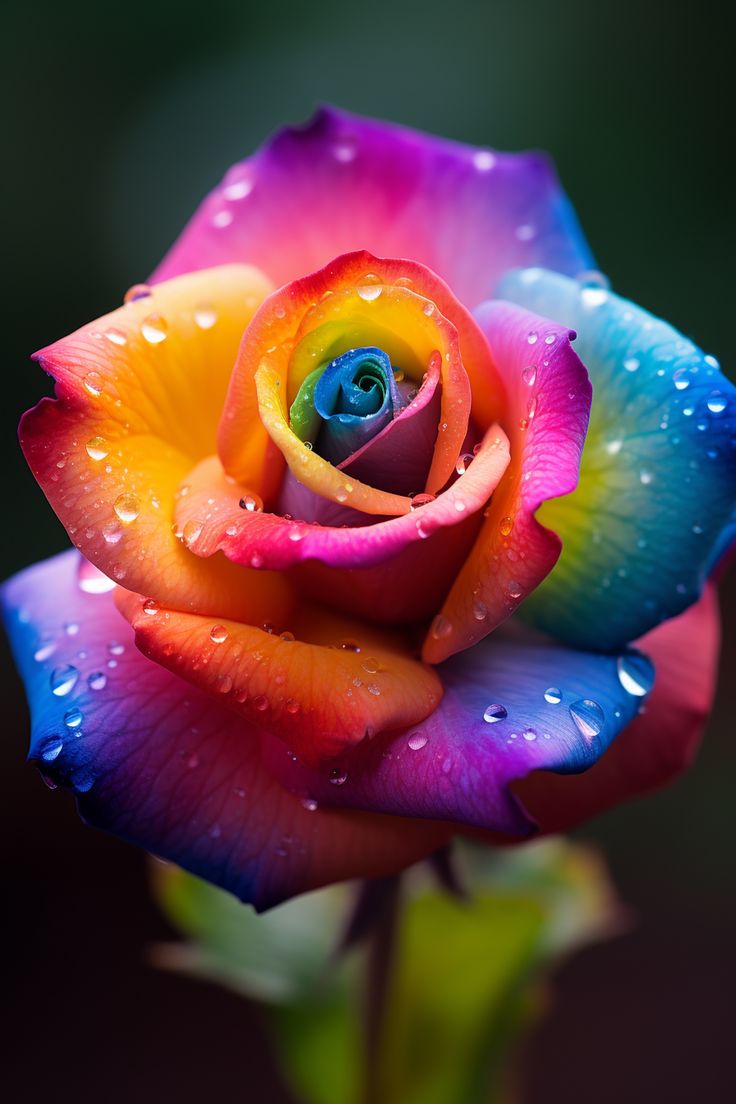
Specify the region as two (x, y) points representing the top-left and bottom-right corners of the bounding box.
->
(496, 268), (736, 650)
(313, 346), (401, 464)
(2, 551), (440, 910)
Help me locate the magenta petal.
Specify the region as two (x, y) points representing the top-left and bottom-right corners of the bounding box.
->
(264, 625), (648, 835)
(1, 551), (447, 909)
(153, 106), (594, 305)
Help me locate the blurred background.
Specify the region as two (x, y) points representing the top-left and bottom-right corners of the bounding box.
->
(3, 0), (734, 1099)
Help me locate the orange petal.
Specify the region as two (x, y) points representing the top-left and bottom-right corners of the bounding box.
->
(116, 589), (444, 766)
(21, 265), (294, 626)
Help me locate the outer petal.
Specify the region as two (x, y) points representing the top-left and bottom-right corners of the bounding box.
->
(154, 106), (593, 307)
(173, 427), (510, 624)
(423, 304), (591, 663)
(21, 266), (294, 627)
(1, 552), (449, 910)
(498, 268), (736, 649)
(265, 625), (649, 836)
(116, 588), (443, 765)
(515, 584), (720, 832)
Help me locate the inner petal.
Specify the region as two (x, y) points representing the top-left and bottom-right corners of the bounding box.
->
(291, 345), (405, 465)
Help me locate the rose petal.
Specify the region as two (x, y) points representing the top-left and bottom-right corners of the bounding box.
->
(514, 584), (720, 832)
(21, 265), (293, 626)
(1, 551), (449, 910)
(423, 303), (591, 662)
(498, 268), (736, 649)
(154, 106), (593, 308)
(116, 587), (444, 765)
(265, 622), (649, 835)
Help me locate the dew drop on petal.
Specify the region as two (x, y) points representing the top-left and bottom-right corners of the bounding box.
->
(483, 703), (507, 724)
(124, 283), (152, 303)
(522, 365), (537, 386)
(83, 372), (103, 397)
(408, 731), (428, 751)
(104, 327), (127, 347)
(85, 436), (109, 461)
(499, 515), (514, 536)
(114, 493), (140, 523)
(569, 698), (604, 739)
(328, 768), (348, 785)
(142, 598), (159, 616)
(141, 314), (168, 344)
(88, 671), (107, 691)
(707, 391), (727, 414)
(430, 614), (452, 640)
(78, 560), (116, 594)
(40, 737), (64, 762)
(64, 707), (83, 729)
(50, 665), (79, 696)
(210, 624), (228, 644)
(194, 303), (217, 330)
(544, 687), (562, 704)
(617, 652), (654, 697)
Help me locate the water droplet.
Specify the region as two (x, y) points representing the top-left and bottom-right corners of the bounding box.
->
(65, 621), (79, 636)
(707, 390), (727, 414)
(50, 665), (79, 696)
(333, 137), (357, 162)
(302, 797), (318, 811)
(673, 367), (691, 390)
(410, 493), (436, 510)
(499, 515), (514, 537)
(544, 333), (555, 345)
(617, 652), (654, 697)
(522, 365), (537, 386)
(361, 657), (381, 674)
(124, 283), (152, 303)
(34, 639), (57, 662)
(238, 494), (262, 511)
(506, 579), (523, 600)
(216, 674), (233, 693)
(527, 332), (538, 345)
(40, 737), (64, 762)
(581, 287), (608, 309)
(455, 453), (475, 476)
(64, 706), (83, 729)
(210, 624), (228, 644)
(328, 768), (348, 785)
(472, 598), (488, 621)
(473, 149), (496, 171)
(194, 304), (217, 329)
(356, 283), (383, 302)
(222, 178), (253, 201)
(88, 671), (107, 691)
(569, 698), (604, 739)
(78, 560), (116, 593)
(623, 357), (640, 373)
(286, 698), (300, 714)
(182, 519), (203, 546)
(83, 372), (103, 396)
(483, 704), (507, 724)
(522, 728), (537, 741)
(141, 314), (168, 344)
(85, 436), (109, 461)
(212, 209), (233, 228)
(114, 493), (140, 523)
(104, 327), (127, 347)
(408, 732), (428, 751)
(430, 614), (452, 639)
(639, 469), (653, 485)
(142, 598), (159, 616)
(253, 694), (269, 711)
(605, 439), (623, 456)
(544, 687), (562, 704)
(339, 640), (361, 652)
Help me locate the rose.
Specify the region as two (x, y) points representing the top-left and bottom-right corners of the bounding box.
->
(3, 107), (734, 911)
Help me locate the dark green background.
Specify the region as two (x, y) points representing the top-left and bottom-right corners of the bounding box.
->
(3, 1), (735, 1101)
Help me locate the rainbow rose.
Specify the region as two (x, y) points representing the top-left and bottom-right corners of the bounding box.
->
(3, 108), (734, 910)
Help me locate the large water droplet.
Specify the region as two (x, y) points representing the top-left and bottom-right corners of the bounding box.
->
(50, 665), (79, 696)
(616, 652), (654, 697)
(707, 390), (727, 414)
(88, 671), (107, 691)
(64, 707), (83, 729)
(408, 731), (428, 751)
(40, 736), (64, 762)
(141, 314), (168, 344)
(114, 493), (140, 523)
(483, 703), (507, 724)
(329, 768), (348, 785)
(544, 687), (562, 704)
(356, 283), (383, 302)
(430, 614), (452, 639)
(210, 624), (228, 644)
(569, 698), (604, 739)
(194, 303), (217, 330)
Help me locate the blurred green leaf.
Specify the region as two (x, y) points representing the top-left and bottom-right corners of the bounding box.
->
(151, 838), (621, 1104)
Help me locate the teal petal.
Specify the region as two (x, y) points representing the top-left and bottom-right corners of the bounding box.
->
(497, 268), (736, 650)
